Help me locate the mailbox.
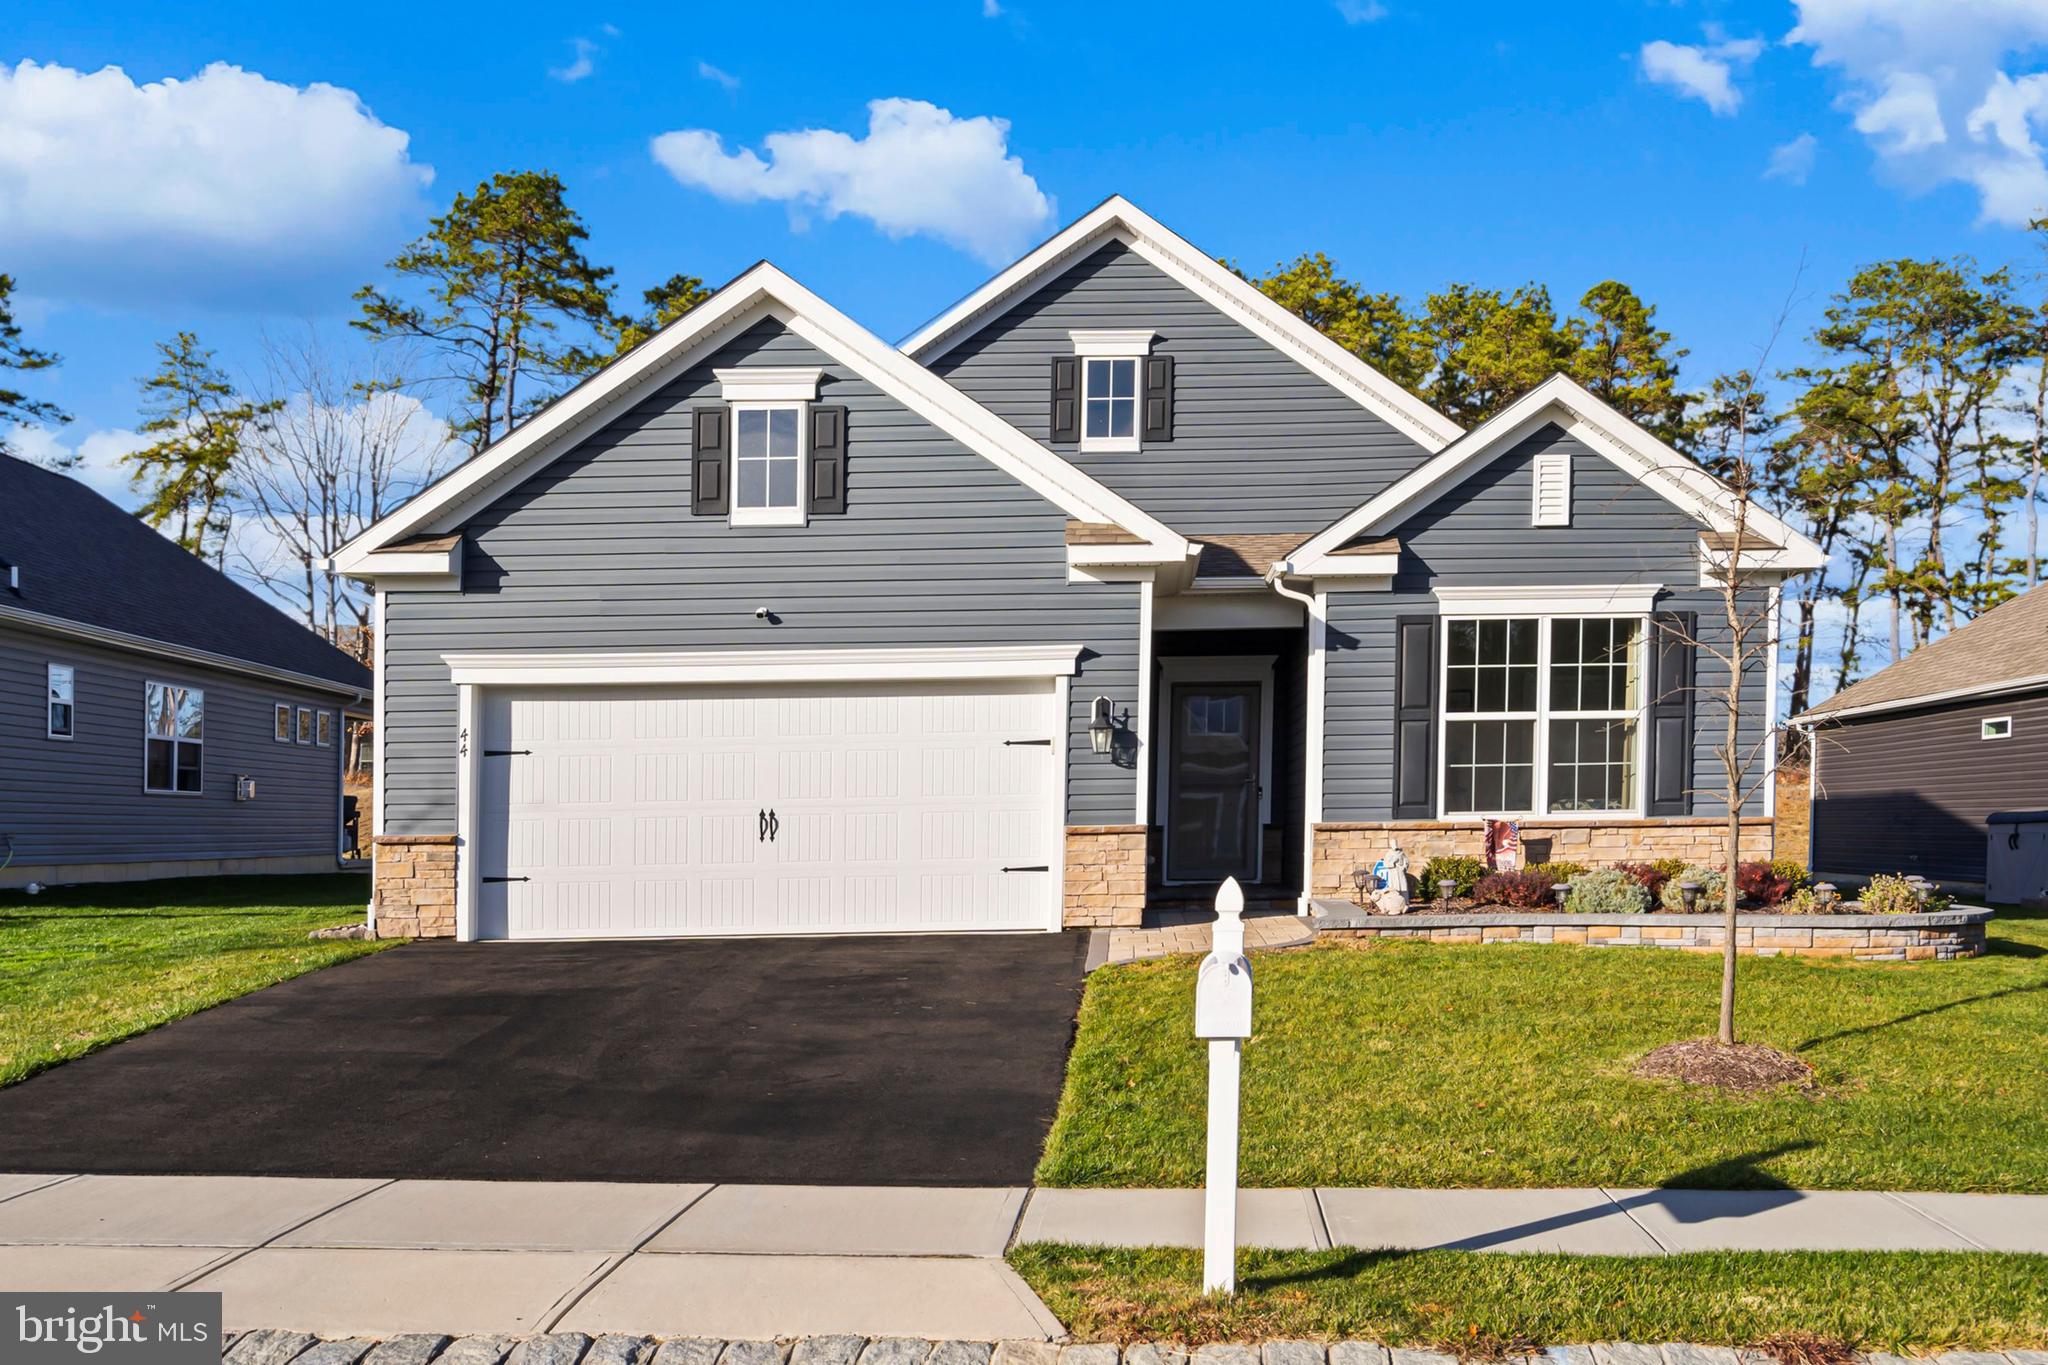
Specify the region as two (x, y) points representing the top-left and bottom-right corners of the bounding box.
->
(1195, 951), (1253, 1039)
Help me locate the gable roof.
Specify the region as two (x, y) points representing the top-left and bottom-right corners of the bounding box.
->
(0, 455), (370, 694)
(1287, 374), (1827, 577)
(899, 195), (1464, 454)
(334, 261), (1189, 574)
(1797, 581), (2048, 723)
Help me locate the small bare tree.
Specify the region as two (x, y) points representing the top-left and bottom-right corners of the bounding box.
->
(231, 329), (459, 640)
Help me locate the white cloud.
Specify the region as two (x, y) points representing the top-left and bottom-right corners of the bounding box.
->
(1765, 132), (1820, 184)
(0, 61), (432, 304)
(1790, 0), (2048, 226)
(982, 0), (1002, 16)
(697, 61), (740, 92)
(551, 37), (599, 83)
(1335, 0), (1387, 23)
(8, 424), (149, 506)
(650, 98), (1053, 264)
(1639, 34), (1764, 116)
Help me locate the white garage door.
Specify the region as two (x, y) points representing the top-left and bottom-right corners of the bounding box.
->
(473, 681), (1059, 939)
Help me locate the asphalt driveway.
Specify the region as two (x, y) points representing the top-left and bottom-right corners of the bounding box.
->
(0, 933), (1090, 1185)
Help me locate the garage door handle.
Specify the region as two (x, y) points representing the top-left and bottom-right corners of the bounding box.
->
(1002, 865), (1049, 873)
(759, 809), (768, 842)
(768, 810), (780, 841)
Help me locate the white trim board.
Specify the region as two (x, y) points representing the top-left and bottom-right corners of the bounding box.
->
(440, 644), (1083, 688)
(901, 195), (1463, 454)
(1431, 583), (1663, 616)
(0, 601), (368, 701)
(1794, 672), (2048, 725)
(1291, 374), (1827, 575)
(333, 262), (1188, 576)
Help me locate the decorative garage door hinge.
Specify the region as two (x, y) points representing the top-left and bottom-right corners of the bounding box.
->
(1003, 738), (1053, 746)
(1001, 865), (1050, 873)
(482, 875), (529, 884)
(483, 748), (530, 757)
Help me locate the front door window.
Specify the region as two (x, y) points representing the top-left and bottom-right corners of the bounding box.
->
(1166, 683), (1261, 883)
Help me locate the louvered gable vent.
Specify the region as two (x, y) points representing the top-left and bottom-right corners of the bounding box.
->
(1531, 450), (1571, 527)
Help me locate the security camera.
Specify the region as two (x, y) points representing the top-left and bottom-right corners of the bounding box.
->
(754, 605), (771, 619)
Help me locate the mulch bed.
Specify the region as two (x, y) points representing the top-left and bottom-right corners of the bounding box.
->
(1634, 1038), (1816, 1093)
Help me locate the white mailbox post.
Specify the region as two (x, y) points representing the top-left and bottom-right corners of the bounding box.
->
(1195, 875), (1253, 1295)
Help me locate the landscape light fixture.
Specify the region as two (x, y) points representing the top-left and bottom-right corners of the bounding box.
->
(1351, 866), (1371, 905)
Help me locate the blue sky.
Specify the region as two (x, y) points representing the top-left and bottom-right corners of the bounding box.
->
(6, 0), (2047, 502)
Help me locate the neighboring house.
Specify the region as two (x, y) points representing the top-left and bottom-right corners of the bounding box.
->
(0, 454), (371, 889)
(333, 197), (1824, 941)
(1793, 581), (2048, 890)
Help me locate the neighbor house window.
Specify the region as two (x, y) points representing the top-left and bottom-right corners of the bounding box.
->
(731, 403), (804, 526)
(144, 682), (203, 794)
(296, 706), (313, 745)
(274, 703), (292, 743)
(316, 711), (333, 747)
(1442, 615), (1643, 817)
(47, 664), (74, 739)
(1983, 716), (2013, 740)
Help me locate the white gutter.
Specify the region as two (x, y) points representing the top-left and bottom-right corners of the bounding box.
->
(1793, 671), (2048, 726)
(0, 601), (369, 700)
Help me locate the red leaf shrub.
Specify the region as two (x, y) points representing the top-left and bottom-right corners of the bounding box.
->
(1472, 869), (1558, 908)
(1617, 861), (1672, 899)
(1736, 860), (1794, 907)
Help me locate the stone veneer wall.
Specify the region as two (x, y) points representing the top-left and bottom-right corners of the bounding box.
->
(1312, 818), (1774, 900)
(1312, 907), (1989, 961)
(1065, 825), (1148, 928)
(372, 834), (457, 939)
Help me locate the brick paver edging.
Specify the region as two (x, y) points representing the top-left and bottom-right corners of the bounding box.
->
(219, 1330), (2048, 1365)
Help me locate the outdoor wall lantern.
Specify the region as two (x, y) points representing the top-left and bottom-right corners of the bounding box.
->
(1088, 696), (1116, 755)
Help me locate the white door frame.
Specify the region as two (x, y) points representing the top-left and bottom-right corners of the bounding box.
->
(447, 645), (1079, 941)
(1154, 654), (1277, 886)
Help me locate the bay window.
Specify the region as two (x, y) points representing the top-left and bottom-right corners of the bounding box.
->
(1441, 614), (1643, 816)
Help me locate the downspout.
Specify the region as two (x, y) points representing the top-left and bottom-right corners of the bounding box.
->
(1266, 562), (1322, 914)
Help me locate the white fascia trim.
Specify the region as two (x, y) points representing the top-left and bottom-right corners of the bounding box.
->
(1433, 583), (1663, 616)
(1697, 542), (1819, 585)
(336, 261), (1186, 572)
(441, 644), (1084, 688)
(1291, 374), (1826, 574)
(716, 366), (823, 402)
(0, 601), (367, 700)
(1068, 541), (1196, 568)
(902, 196), (1463, 453)
(1069, 329), (1157, 357)
(1794, 672), (2048, 726)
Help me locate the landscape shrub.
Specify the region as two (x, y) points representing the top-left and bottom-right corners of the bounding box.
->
(1419, 855), (1487, 899)
(1564, 867), (1652, 915)
(1618, 861), (1673, 899)
(1650, 856), (1688, 878)
(1768, 857), (1809, 890)
(1473, 869), (1558, 908)
(1780, 886), (1823, 914)
(1858, 873), (1945, 915)
(1736, 860), (1795, 907)
(1657, 864), (1727, 912)
(1527, 860), (1588, 882)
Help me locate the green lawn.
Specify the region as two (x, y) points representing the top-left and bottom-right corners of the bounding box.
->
(0, 873), (389, 1088)
(1036, 907), (2048, 1192)
(1009, 1245), (2048, 1350)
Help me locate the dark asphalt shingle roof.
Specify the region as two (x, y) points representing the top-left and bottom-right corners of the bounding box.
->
(0, 454), (371, 692)
(1797, 580), (2048, 720)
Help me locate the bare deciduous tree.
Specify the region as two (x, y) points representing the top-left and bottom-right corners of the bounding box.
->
(230, 329), (458, 642)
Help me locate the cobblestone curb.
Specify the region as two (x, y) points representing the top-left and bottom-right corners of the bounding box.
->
(220, 1335), (2048, 1365)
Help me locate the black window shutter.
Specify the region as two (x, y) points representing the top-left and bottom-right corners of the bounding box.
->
(1050, 356), (1080, 443)
(807, 405), (848, 515)
(1646, 610), (1696, 816)
(1392, 615), (1438, 819)
(1142, 354), (1175, 443)
(690, 406), (729, 516)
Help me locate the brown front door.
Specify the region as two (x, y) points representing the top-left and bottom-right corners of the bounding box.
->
(1165, 683), (1262, 884)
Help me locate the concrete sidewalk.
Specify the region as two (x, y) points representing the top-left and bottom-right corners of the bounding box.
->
(2, 1174), (2043, 1340)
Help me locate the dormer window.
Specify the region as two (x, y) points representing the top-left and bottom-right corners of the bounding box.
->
(1064, 330), (1166, 454)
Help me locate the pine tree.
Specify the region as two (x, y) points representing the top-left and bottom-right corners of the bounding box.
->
(0, 273), (69, 461)
(123, 333), (277, 562)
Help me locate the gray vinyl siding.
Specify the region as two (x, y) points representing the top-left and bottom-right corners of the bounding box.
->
(1322, 425), (1769, 820)
(1809, 688), (2048, 885)
(927, 242), (1434, 536)
(381, 317), (1140, 835)
(0, 622), (346, 871)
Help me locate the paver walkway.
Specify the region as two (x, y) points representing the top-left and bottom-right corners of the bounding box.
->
(1096, 909), (1315, 966)
(4, 1174), (2043, 1342)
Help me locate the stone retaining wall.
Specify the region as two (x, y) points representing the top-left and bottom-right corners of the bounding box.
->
(1064, 825), (1148, 928)
(372, 834), (458, 939)
(1310, 902), (1991, 961)
(1311, 819), (1774, 900)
